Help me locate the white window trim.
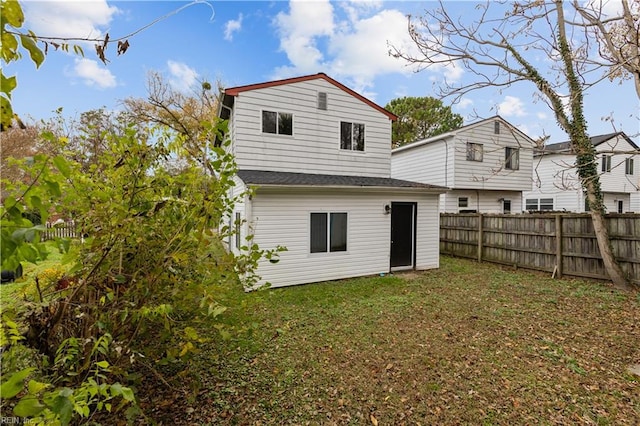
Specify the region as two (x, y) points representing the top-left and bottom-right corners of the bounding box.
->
(339, 121), (366, 152)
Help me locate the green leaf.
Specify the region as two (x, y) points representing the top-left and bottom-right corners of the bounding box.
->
(1, 94), (14, 131)
(1, 74), (17, 96)
(52, 155), (71, 178)
(20, 34), (45, 68)
(27, 380), (50, 395)
(2, 0), (25, 28)
(13, 396), (46, 417)
(0, 368), (34, 399)
(49, 393), (73, 425)
(95, 360), (110, 369)
(18, 243), (39, 263)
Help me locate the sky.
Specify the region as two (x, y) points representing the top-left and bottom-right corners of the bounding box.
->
(7, 0), (640, 144)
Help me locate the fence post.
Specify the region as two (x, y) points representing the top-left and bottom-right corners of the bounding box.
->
(477, 213), (483, 262)
(555, 214), (563, 278)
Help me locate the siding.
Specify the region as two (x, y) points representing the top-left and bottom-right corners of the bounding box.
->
(231, 79), (392, 177)
(443, 190), (523, 214)
(391, 139), (451, 186)
(246, 188), (440, 288)
(524, 134), (639, 212)
(451, 119), (534, 191)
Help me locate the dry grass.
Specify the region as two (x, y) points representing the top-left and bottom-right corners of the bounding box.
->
(139, 256), (640, 425)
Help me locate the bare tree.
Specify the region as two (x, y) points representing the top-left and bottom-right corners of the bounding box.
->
(571, 0), (640, 99)
(390, 0), (634, 290)
(121, 71), (221, 172)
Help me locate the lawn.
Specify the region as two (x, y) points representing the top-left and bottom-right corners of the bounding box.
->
(138, 256), (640, 425)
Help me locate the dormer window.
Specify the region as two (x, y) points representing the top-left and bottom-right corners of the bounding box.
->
(318, 92), (327, 110)
(262, 110), (293, 135)
(340, 121), (365, 151)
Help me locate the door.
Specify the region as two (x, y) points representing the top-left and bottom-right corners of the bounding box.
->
(390, 202), (416, 269)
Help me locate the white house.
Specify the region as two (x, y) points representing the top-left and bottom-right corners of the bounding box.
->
(391, 116), (536, 214)
(523, 132), (639, 213)
(218, 73), (447, 288)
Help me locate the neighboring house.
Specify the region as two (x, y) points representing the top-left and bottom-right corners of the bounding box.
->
(390, 116), (536, 213)
(218, 73), (447, 288)
(523, 132), (639, 213)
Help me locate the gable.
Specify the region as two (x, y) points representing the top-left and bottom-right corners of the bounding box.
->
(221, 73), (397, 121)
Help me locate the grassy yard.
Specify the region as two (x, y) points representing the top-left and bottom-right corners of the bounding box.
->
(139, 256), (640, 425)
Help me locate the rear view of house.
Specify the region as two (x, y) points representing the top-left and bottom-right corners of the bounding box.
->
(218, 73), (446, 288)
(391, 116), (536, 213)
(523, 132), (639, 213)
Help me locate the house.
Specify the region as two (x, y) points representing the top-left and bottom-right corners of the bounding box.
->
(390, 116), (536, 214)
(218, 73), (447, 288)
(523, 132), (639, 213)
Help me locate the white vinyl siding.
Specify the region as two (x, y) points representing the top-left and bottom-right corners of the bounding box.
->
(442, 190), (523, 214)
(245, 189), (440, 288)
(391, 139), (452, 187)
(526, 134), (639, 212)
(231, 79), (392, 177)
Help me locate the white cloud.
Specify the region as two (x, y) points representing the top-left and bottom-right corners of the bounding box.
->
(454, 98), (474, 110)
(272, 1), (461, 99)
(224, 14), (243, 41)
(73, 58), (117, 89)
(273, 0), (335, 74)
(23, 1), (120, 42)
(167, 60), (199, 92)
(498, 96), (527, 117)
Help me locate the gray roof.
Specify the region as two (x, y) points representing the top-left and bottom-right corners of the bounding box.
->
(237, 170), (447, 191)
(541, 132), (638, 154)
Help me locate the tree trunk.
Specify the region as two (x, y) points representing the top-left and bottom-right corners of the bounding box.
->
(585, 192), (633, 291)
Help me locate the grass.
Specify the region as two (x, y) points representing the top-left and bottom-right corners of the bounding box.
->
(0, 247), (67, 312)
(137, 256), (640, 425)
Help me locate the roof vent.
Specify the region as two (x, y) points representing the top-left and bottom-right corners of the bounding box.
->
(318, 92), (327, 110)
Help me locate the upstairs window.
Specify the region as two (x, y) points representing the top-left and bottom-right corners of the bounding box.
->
(310, 212), (347, 253)
(318, 92), (327, 110)
(601, 155), (612, 172)
(262, 111), (293, 135)
(625, 158), (634, 175)
(505, 147), (520, 170)
(466, 143), (483, 162)
(340, 121), (365, 151)
(494, 121), (500, 134)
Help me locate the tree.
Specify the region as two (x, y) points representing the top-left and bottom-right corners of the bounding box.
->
(0, 0), (214, 129)
(384, 96), (463, 147)
(121, 71), (220, 172)
(572, 0), (640, 100)
(390, 0), (634, 290)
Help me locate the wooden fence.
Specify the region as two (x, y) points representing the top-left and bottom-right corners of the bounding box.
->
(440, 213), (640, 286)
(42, 222), (78, 241)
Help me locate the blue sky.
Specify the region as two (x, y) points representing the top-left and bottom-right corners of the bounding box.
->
(9, 0), (639, 144)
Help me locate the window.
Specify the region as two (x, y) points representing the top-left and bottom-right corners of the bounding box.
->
(318, 92), (327, 110)
(310, 212), (347, 253)
(466, 143), (483, 162)
(340, 122), (365, 151)
(494, 121), (500, 135)
(505, 147), (519, 170)
(625, 158), (634, 175)
(601, 155), (612, 172)
(617, 200), (624, 213)
(526, 198), (554, 211)
(502, 199), (511, 214)
(235, 212), (241, 249)
(458, 197), (468, 208)
(262, 111), (293, 135)
(584, 196), (591, 212)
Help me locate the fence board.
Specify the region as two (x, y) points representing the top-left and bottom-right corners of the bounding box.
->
(42, 222), (78, 241)
(440, 213), (640, 286)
